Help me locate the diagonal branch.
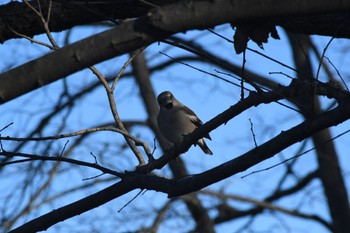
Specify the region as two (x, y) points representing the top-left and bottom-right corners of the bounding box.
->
(1, 0), (350, 43)
(0, 17), (168, 103)
(9, 79), (350, 232)
(136, 79), (350, 173)
(2, 0), (350, 104)
(167, 100), (350, 197)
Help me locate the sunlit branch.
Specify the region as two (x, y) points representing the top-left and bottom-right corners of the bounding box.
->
(23, 0), (59, 49)
(90, 65), (148, 165)
(111, 47), (146, 91)
(0, 127), (144, 144)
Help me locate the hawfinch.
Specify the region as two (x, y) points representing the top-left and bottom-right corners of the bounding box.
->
(157, 91), (213, 155)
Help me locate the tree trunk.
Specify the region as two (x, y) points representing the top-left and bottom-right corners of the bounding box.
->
(288, 33), (350, 233)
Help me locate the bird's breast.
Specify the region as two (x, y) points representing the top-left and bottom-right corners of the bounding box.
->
(158, 110), (196, 143)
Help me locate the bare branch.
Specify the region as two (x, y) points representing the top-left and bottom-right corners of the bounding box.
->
(249, 118), (258, 147)
(3, 0), (350, 103)
(0, 122), (13, 132)
(90, 66), (146, 165)
(0, 151), (123, 178)
(111, 47), (146, 91)
(0, 126), (144, 144)
(137, 79), (350, 173)
(9, 91), (349, 233)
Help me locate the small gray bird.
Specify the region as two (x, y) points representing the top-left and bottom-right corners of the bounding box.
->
(157, 91), (213, 155)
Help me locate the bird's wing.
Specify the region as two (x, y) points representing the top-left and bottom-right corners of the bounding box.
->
(180, 106), (212, 140)
(180, 106), (203, 126)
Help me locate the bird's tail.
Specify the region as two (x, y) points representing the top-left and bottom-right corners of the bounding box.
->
(197, 138), (213, 155)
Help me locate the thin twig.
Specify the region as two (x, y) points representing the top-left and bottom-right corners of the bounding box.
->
(214, 69), (254, 88)
(249, 118), (258, 147)
(46, 0), (53, 24)
(7, 27), (54, 49)
(24, 0), (59, 49)
(0, 126), (142, 144)
(0, 151), (124, 177)
(118, 189), (143, 213)
(207, 28), (297, 73)
(324, 56), (349, 92)
(241, 50), (246, 99)
(19, 0), (148, 167)
(90, 152), (98, 164)
(23, 0), (40, 15)
(59, 140), (69, 157)
(0, 122), (14, 132)
(242, 128), (350, 178)
(315, 23), (345, 81)
(111, 47), (146, 91)
(159, 52), (244, 89)
(215, 70), (303, 114)
(162, 38), (302, 115)
(82, 173), (105, 181)
(90, 66), (146, 165)
(315, 37), (335, 81)
(269, 72), (294, 80)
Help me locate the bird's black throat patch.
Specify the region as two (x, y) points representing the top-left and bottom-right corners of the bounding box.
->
(165, 103), (173, 109)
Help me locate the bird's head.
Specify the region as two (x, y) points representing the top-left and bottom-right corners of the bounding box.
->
(157, 91), (177, 110)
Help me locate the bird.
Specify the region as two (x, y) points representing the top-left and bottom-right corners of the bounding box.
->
(156, 91), (213, 155)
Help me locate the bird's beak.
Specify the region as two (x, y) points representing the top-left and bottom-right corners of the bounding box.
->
(164, 97), (173, 109)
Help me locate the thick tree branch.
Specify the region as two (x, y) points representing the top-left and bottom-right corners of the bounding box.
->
(8, 178), (140, 233)
(136, 79), (350, 173)
(9, 82), (350, 232)
(2, 0), (350, 104)
(166, 99), (350, 197)
(1, 0), (350, 43)
(0, 17), (168, 103)
(0, 0), (177, 43)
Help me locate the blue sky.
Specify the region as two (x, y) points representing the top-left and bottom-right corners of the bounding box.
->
(1, 17), (350, 232)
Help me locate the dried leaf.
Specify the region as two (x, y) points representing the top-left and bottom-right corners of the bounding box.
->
(231, 22), (280, 54)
